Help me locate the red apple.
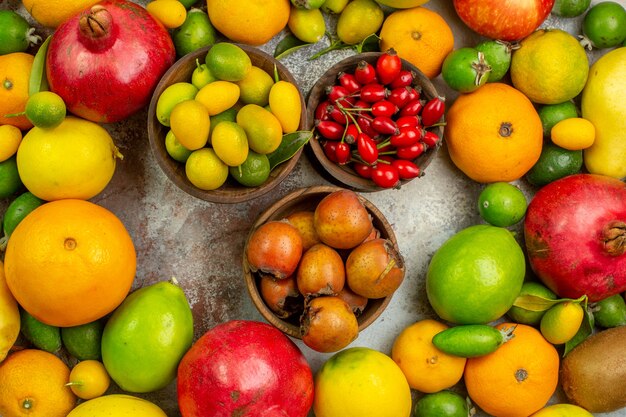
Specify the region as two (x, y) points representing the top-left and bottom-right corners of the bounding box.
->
(177, 320), (314, 417)
(453, 0), (555, 41)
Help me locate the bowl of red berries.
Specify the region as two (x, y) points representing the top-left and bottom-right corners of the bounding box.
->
(307, 50), (445, 191)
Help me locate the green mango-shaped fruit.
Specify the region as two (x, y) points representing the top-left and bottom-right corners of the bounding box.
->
(101, 279), (194, 393)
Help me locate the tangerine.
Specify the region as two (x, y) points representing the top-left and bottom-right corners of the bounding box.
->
(0, 52), (34, 130)
(445, 83), (543, 183)
(4, 199), (137, 327)
(464, 323), (559, 417)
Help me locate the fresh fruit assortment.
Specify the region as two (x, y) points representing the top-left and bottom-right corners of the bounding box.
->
(0, 1), (624, 417)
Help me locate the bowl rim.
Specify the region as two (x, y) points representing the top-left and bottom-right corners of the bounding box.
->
(147, 44), (308, 204)
(306, 52), (445, 193)
(242, 185), (398, 339)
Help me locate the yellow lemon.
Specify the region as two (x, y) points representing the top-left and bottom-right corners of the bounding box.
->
(0, 125), (22, 163)
(67, 394), (167, 417)
(540, 301), (584, 345)
(211, 121), (249, 166)
(269, 80), (302, 134)
(195, 80), (240, 116)
(169, 100), (210, 150)
(21, 0), (99, 28)
(336, 0), (384, 45)
(156, 82), (198, 127)
(531, 403), (594, 417)
(67, 360), (110, 400)
(146, 0), (187, 29)
(551, 117), (595, 150)
(236, 66), (274, 106)
(17, 116), (121, 201)
(185, 148), (228, 190)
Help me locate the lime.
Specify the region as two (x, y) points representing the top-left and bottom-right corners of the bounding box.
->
(24, 91), (66, 129)
(475, 40), (512, 83)
(165, 130), (193, 163)
(169, 99), (210, 150)
(0, 124), (22, 162)
(507, 281), (557, 325)
(581, 1), (626, 49)
(155, 82), (198, 127)
(211, 121), (249, 166)
(551, 0), (591, 17)
(442, 47), (491, 93)
(414, 391), (472, 417)
(172, 9), (216, 58)
(209, 107), (239, 141)
(540, 301), (584, 345)
(0, 10), (40, 55)
(205, 42), (252, 82)
(185, 148), (228, 190)
(229, 151), (270, 187)
(0, 156), (23, 199)
(477, 182), (527, 227)
(20, 308), (61, 353)
(62, 319), (104, 360)
(525, 142), (583, 186)
(236, 66), (274, 107)
(538, 101), (578, 137)
(67, 360), (110, 400)
(191, 62), (216, 90)
(593, 294), (626, 328)
(2, 191), (43, 238)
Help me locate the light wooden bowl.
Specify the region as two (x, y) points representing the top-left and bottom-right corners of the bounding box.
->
(307, 52), (445, 192)
(243, 185), (399, 339)
(148, 44), (307, 204)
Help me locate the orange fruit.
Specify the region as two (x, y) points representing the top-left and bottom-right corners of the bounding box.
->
(464, 323), (559, 417)
(206, 0), (290, 46)
(0, 52), (34, 130)
(4, 199), (137, 327)
(391, 319), (466, 393)
(445, 82), (543, 183)
(0, 349), (77, 417)
(379, 7), (454, 79)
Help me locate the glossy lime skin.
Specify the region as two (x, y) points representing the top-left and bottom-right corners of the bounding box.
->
(414, 391), (470, 417)
(525, 142), (583, 186)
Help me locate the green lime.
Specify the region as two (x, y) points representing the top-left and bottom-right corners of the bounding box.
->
(441, 47), (491, 93)
(538, 101), (578, 137)
(551, 0), (591, 17)
(581, 1), (626, 49)
(593, 294), (626, 328)
(475, 40), (512, 82)
(179, 0), (198, 9)
(209, 107), (239, 141)
(61, 319), (104, 360)
(414, 391), (472, 417)
(540, 301), (584, 345)
(185, 148), (229, 190)
(236, 66), (275, 107)
(525, 142), (583, 186)
(229, 150), (270, 187)
(191, 61), (216, 90)
(172, 9), (216, 58)
(2, 191), (43, 237)
(20, 308), (61, 353)
(24, 91), (66, 129)
(165, 129), (193, 163)
(205, 42), (252, 82)
(0, 156), (23, 199)
(0, 10), (41, 55)
(507, 281), (557, 325)
(477, 182), (527, 227)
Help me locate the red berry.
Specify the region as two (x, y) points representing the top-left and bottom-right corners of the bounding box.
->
(328, 105), (348, 124)
(398, 99), (423, 117)
(421, 96), (445, 127)
(335, 142), (352, 165)
(391, 159), (420, 179)
(371, 163), (400, 188)
(360, 84), (387, 103)
(376, 49), (402, 86)
(371, 116), (398, 135)
(344, 123), (359, 144)
(315, 100), (332, 121)
(357, 133), (378, 164)
(354, 60), (377, 85)
(326, 85), (350, 103)
(390, 125), (421, 148)
(353, 162), (373, 178)
(357, 116), (378, 138)
(389, 70), (415, 89)
(396, 115), (420, 128)
(388, 86), (412, 109)
(396, 142), (425, 160)
(337, 71), (361, 94)
(371, 100), (397, 118)
(323, 141), (339, 163)
(316, 120), (344, 140)
(422, 131), (441, 147)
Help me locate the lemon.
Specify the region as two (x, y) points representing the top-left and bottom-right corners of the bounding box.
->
(288, 7), (326, 43)
(510, 29), (589, 104)
(269, 80), (302, 134)
(531, 403), (594, 417)
(169, 100), (210, 150)
(67, 360), (110, 400)
(336, 0), (384, 45)
(185, 148), (228, 190)
(146, 0), (187, 29)
(165, 130), (193, 163)
(540, 301), (584, 345)
(236, 66), (274, 106)
(24, 91), (66, 129)
(550, 117), (595, 150)
(67, 394), (167, 417)
(205, 42), (251, 82)
(194, 81), (240, 116)
(155, 82), (198, 126)
(16, 116), (121, 201)
(211, 121), (249, 167)
(0, 125), (22, 162)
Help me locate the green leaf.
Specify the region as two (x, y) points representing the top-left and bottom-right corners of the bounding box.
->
(29, 35), (52, 96)
(308, 38), (350, 61)
(274, 34), (311, 60)
(513, 293), (587, 312)
(564, 299), (593, 356)
(267, 130), (312, 171)
(355, 33), (380, 54)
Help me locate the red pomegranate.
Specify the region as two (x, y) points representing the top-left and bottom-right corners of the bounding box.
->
(524, 174), (626, 301)
(177, 320), (314, 417)
(46, 0), (175, 123)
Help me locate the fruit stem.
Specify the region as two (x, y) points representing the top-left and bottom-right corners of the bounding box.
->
(472, 51), (492, 86)
(25, 27), (42, 47)
(603, 221), (626, 256)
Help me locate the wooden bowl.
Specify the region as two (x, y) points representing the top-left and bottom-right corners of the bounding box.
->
(243, 185), (399, 339)
(148, 44), (307, 204)
(307, 52), (445, 192)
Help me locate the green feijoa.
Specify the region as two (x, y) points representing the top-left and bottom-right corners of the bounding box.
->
(229, 151), (270, 187)
(441, 48), (491, 93)
(507, 281), (557, 325)
(525, 142), (583, 187)
(414, 391), (473, 417)
(581, 1), (626, 49)
(475, 40), (512, 82)
(172, 9), (216, 58)
(593, 294), (626, 328)
(2, 191), (43, 238)
(20, 308), (61, 353)
(431, 324), (516, 358)
(0, 10), (41, 55)
(61, 319), (105, 360)
(552, 0), (591, 17)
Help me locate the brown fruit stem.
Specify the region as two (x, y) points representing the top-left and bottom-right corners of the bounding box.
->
(499, 122), (513, 138)
(603, 221), (626, 256)
(21, 398), (33, 410)
(79, 5), (116, 50)
(472, 51), (492, 86)
(515, 368), (528, 382)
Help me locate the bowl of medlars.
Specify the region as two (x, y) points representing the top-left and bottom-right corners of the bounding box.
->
(307, 50), (445, 192)
(242, 185), (405, 353)
(148, 42), (308, 203)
